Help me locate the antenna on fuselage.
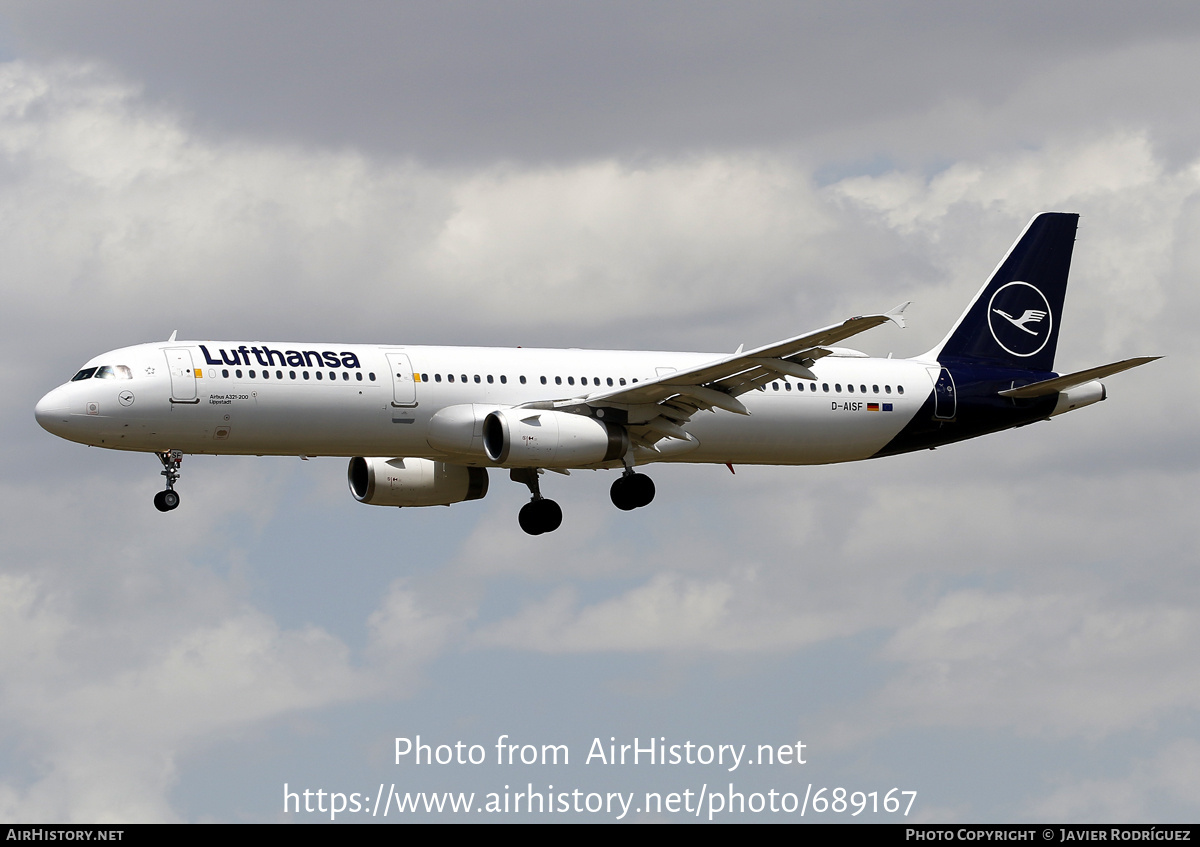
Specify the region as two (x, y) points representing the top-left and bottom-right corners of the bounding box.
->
(167, 330), (178, 342)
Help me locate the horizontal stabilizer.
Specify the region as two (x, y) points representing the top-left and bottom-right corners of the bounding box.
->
(998, 356), (1160, 398)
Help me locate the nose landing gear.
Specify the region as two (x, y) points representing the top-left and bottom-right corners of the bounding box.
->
(511, 468), (563, 535)
(153, 450), (183, 512)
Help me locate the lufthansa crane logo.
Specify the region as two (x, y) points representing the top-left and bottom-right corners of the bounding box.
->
(987, 281), (1053, 357)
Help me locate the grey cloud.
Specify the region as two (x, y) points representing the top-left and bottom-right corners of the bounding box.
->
(1028, 738), (1200, 821)
(6, 2), (1200, 165)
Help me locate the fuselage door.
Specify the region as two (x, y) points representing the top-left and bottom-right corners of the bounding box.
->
(386, 352), (418, 408)
(933, 367), (957, 420)
(165, 348), (199, 403)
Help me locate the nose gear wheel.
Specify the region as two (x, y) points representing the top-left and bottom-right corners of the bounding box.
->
(154, 450), (183, 512)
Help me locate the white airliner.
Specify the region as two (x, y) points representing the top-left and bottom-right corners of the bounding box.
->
(36, 212), (1156, 534)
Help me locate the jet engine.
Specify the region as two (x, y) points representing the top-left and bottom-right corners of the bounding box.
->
(482, 409), (628, 468)
(347, 457), (488, 507)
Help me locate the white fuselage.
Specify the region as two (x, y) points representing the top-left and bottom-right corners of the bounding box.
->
(35, 341), (933, 467)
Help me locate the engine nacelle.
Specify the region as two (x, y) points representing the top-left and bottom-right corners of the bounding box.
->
(426, 403), (493, 457)
(347, 457), (488, 507)
(482, 408), (628, 468)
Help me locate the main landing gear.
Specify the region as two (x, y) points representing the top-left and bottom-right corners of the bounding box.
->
(511, 469), (563, 536)
(153, 450), (183, 512)
(510, 466), (656, 536)
(610, 470), (655, 511)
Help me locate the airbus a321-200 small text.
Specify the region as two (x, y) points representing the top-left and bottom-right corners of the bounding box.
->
(36, 213), (1157, 535)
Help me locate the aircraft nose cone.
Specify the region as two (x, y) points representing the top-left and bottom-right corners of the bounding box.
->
(34, 387), (70, 435)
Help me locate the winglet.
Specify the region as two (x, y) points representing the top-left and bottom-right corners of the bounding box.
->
(167, 330), (178, 342)
(885, 301), (910, 329)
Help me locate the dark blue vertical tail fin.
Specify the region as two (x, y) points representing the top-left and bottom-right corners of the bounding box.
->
(929, 212), (1078, 373)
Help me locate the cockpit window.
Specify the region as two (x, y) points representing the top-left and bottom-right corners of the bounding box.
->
(90, 365), (134, 380)
(71, 367), (98, 381)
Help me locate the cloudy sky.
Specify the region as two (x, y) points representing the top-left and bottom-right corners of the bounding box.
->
(2, 1), (1198, 823)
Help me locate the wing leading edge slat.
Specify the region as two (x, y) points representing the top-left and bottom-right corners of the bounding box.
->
(584, 303), (909, 410)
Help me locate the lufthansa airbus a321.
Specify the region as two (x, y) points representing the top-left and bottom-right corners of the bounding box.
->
(36, 213), (1156, 535)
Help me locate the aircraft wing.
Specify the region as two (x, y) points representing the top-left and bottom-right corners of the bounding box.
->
(564, 303), (909, 449)
(998, 356), (1160, 398)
